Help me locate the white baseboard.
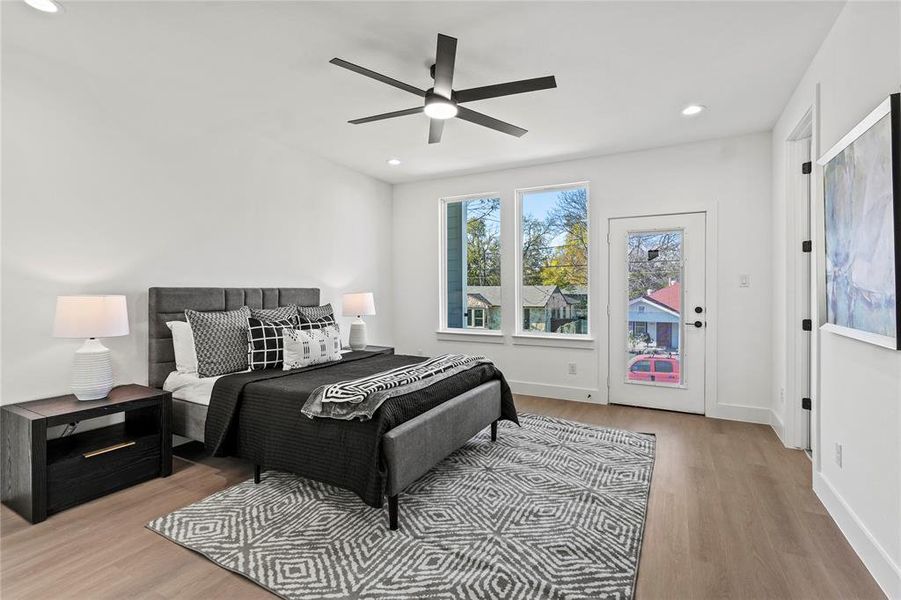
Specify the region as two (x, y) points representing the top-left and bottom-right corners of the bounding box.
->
(769, 409), (787, 446)
(814, 471), (901, 599)
(508, 380), (602, 404)
(706, 402), (772, 425)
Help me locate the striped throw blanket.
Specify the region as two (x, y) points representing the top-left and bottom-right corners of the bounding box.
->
(302, 354), (491, 421)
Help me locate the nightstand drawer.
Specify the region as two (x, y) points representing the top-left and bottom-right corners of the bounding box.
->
(47, 430), (161, 514)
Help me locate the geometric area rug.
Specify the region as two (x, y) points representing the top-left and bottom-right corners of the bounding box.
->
(147, 413), (656, 600)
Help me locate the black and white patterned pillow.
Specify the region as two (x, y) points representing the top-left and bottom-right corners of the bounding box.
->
(251, 305), (298, 325)
(296, 303), (339, 334)
(283, 325), (342, 370)
(246, 317), (295, 370)
(185, 306), (251, 377)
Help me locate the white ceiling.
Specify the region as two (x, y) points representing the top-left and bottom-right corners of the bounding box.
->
(4, 1), (844, 183)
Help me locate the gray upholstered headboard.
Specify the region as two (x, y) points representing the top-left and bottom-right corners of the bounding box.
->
(148, 287), (320, 389)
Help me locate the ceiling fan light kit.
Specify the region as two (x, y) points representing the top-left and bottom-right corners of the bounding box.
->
(423, 94), (458, 120)
(330, 33), (557, 144)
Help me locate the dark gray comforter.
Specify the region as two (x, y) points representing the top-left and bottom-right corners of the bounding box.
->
(204, 349), (518, 507)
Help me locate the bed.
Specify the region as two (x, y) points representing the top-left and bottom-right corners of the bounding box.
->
(148, 287), (518, 529)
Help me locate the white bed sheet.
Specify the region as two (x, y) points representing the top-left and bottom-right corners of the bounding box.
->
(163, 371), (222, 406)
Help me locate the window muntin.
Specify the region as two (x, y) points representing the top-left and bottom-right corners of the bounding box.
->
(442, 195), (501, 331)
(518, 184), (589, 335)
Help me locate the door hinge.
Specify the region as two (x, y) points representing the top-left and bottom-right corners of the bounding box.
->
(801, 240), (812, 253)
(801, 397), (812, 410)
(802, 161), (812, 175)
(802, 319), (812, 331)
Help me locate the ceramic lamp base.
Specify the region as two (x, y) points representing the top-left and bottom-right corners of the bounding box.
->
(349, 319), (368, 351)
(71, 338), (114, 401)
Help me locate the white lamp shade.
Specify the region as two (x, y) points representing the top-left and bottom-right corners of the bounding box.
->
(342, 292), (376, 317)
(53, 295), (129, 338)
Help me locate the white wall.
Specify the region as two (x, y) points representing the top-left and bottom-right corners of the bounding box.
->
(1, 45), (395, 405)
(771, 2), (901, 596)
(393, 132), (773, 422)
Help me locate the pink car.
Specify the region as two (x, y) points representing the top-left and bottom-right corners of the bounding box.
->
(628, 355), (680, 384)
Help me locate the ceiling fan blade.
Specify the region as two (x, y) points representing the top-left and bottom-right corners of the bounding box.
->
(456, 106), (527, 137)
(348, 107), (424, 124)
(432, 34), (457, 99)
(330, 58), (426, 97)
(454, 76), (557, 103)
(428, 119), (445, 144)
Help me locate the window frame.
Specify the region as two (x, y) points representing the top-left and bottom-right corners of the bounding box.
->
(514, 181), (592, 340)
(437, 192), (503, 335)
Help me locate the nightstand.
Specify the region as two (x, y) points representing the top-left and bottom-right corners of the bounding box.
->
(1, 384), (171, 524)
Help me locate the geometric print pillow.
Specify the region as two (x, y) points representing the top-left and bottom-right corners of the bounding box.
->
(250, 305), (299, 326)
(296, 303), (339, 334)
(246, 317), (295, 370)
(185, 306), (251, 377)
(282, 325), (342, 370)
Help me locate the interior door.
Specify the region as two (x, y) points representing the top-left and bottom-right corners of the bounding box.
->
(608, 213), (706, 413)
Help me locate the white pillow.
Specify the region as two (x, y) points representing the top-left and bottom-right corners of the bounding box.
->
(166, 320), (198, 374)
(283, 326), (342, 370)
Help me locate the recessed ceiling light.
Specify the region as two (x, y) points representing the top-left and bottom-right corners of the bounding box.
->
(681, 104), (707, 117)
(386, 158), (402, 166)
(24, 0), (61, 13)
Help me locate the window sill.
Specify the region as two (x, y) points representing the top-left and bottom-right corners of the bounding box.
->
(435, 329), (506, 344)
(511, 333), (595, 349)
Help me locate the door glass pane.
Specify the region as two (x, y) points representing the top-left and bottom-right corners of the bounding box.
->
(626, 230), (683, 385)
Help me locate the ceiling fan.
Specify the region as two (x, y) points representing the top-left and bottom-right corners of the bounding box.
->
(330, 33), (557, 144)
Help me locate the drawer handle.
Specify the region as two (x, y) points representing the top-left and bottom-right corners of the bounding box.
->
(83, 441), (136, 459)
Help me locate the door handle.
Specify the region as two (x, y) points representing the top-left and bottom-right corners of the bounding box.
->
(685, 320), (704, 328)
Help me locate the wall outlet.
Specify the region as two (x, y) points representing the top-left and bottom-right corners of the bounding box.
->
(834, 442), (843, 468)
(568, 362), (577, 375)
(417, 348), (424, 356)
(779, 387), (785, 405)
(739, 274), (751, 288)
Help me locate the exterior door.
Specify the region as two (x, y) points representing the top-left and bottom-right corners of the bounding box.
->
(608, 213), (707, 413)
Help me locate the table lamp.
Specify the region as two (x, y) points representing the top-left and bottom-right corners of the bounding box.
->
(53, 295), (129, 400)
(342, 292), (376, 351)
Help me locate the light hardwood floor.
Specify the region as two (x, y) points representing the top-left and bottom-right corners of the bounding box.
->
(1, 396), (884, 599)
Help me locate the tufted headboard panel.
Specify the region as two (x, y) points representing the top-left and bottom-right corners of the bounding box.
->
(147, 287), (320, 389)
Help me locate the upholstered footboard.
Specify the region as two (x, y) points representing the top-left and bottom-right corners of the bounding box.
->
(381, 380), (502, 530)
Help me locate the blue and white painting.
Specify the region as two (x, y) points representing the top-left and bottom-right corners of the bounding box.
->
(824, 111), (896, 345)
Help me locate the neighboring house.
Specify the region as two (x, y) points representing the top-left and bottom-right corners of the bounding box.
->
(462, 285), (588, 333)
(628, 281), (681, 351)
(464, 285), (502, 329)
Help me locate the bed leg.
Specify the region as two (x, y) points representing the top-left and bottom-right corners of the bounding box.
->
(388, 495), (398, 531)
(254, 464), (261, 484)
(491, 420), (498, 442)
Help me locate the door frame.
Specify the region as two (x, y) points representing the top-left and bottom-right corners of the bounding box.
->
(784, 108), (814, 450)
(606, 207), (718, 417)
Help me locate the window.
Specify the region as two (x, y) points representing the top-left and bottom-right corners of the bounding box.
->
(441, 195), (501, 331)
(518, 183), (589, 335)
(654, 360), (674, 373)
(629, 321), (648, 336)
(630, 360), (652, 372)
(466, 308), (486, 328)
